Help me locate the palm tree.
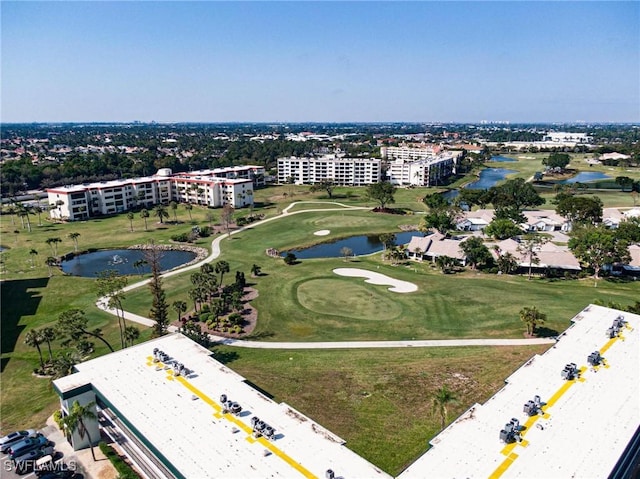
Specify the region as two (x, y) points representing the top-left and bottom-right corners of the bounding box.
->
(250, 264), (261, 277)
(133, 259), (147, 275)
(215, 260), (230, 286)
(154, 205), (169, 224)
(140, 209), (150, 231)
(41, 327), (56, 362)
(5, 204), (16, 225)
(519, 306), (547, 337)
(17, 204), (33, 232)
(185, 203), (193, 221)
(33, 205), (44, 226)
(68, 232), (80, 253)
(127, 211), (135, 232)
(173, 300), (187, 322)
(24, 329), (45, 370)
(46, 237), (62, 256)
(432, 385), (457, 431)
(29, 248), (38, 268)
(56, 400), (98, 461)
(45, 256), (57, 277)
(170, 201), (178, 222)
(124, 326), (140, 347)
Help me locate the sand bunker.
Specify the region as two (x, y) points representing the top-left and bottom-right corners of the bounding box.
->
(333, 268), (418, 293)
(314, 230), (331, 236)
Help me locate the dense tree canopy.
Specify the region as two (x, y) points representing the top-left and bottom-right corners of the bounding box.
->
(568, 225), (631, 281)
(365, 182), (396, 209)
(542, 152), (571, 170)
(555, 194), (603, 225)
(485, 178), (545, 222)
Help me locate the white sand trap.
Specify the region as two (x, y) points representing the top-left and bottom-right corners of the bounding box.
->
(314, 230), (331, 236)
(333, 268), (418, 293)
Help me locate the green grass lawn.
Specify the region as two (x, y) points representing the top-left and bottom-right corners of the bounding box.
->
(123, 208), (640, 342)
(214, 343), (551, 475)
(1, 191), (638, 473)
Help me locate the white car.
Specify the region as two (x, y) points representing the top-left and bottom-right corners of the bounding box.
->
(0, 430), (37, 453)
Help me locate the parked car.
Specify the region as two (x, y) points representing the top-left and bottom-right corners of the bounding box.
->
(9, 435), (48, 459)
(0, 430), (37, 453)
(14, 444), (55, 465)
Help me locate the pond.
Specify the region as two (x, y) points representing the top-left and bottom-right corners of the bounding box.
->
(284, 231), (421, 259)
(558, 172), (612, 184)
(61, 248), (197, 277)
(465, 168), (517, 190)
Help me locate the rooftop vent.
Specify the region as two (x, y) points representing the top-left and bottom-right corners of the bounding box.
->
(587, 351), (602, 367)
(500, 418), (522, 443)
(561, 363), (578, 380)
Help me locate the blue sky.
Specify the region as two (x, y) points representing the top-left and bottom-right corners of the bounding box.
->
(2, 1), (638, 123)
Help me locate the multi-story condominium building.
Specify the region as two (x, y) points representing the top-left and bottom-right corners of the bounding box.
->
(186, 165), (266, 188)
(380, 145), (441, 161)
(384, 150), (462, 187)
(276, 155), (382, 186)
(47, 167), (255, 221)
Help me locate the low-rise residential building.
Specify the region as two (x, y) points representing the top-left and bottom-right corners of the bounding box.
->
(276, 155), (382, 186)
(47, 167), (256, 221)
(491, 238), (582, 273)
(406, 233), (468, 265)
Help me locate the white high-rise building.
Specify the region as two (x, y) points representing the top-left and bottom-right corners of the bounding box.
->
(277, 155), (382, 186)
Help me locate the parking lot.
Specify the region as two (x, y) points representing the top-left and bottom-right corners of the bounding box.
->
(1, 424), (86, 479)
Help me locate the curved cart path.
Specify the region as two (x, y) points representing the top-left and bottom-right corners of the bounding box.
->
(97, 202), (556, 349)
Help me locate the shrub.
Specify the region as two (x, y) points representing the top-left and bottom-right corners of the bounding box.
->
(171, 233), (190, 242)
(200, 304), (210, 313)
(99, 442), (138, 479)
(199, 226), (212, 237)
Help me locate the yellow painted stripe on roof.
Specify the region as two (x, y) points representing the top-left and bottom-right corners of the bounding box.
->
(599, 337), (618, 355)
(489, 453), (518, 479)
(545, 379), (574, 408)
(257, 436), (317, 479)
(173, 375), (317, 478)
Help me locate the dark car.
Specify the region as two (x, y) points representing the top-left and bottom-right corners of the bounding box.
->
(0, 430), (37, 453)
(9, 435), (48, 459)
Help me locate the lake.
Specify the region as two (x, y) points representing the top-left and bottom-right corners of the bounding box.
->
(558, 172), (612, 184)
(465, 168), (517, 190)
(61, 248), (197, 277)
(284, 231), (421, 259)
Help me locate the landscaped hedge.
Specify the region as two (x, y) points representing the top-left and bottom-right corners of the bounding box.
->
(99, 441), (139, 479)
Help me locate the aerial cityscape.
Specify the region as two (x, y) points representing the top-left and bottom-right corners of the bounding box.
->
(1, 1), (639, 479)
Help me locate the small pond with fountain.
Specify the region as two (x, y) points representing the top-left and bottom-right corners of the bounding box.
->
(61, 248), (198, 277)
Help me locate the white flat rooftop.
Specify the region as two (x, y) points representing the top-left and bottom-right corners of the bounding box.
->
(398, 304), (640, 479)
(54, 333), (390, 479)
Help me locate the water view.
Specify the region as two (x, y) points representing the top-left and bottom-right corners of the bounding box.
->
(285, 231), (421, 259)
(465, 168), (516, 190)
(61, 248), (197, 277)
(558, 172), (612, 184)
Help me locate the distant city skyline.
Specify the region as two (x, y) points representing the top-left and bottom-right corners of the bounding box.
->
(2, 1), (638, 123)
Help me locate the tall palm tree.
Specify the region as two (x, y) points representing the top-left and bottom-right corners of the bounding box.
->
(133, 259), (147, 275)
(45, 256), (57, 277)
(140, 209), (150, 231)
(40, 327), (56, 362)
(215, 260), (230, 286)
(29, 248), (38, 268)
(124, 326), (140, 347)
(5, 204), (16, 225)
(33, 205), (44, 226)
(46, 237), (62, 256)
(185, 203), (193, 221)
(432, 385), (457, 431)
(17, 204), (33, 232)
(154, 205), (169, 224)
(170, 201), (178, 222)
(173, 300), (187, 322)
(127, 211), (135, 232)
(25, 329), (45, 370)
(68, 232), (80, 253)
(56, 400), (98, 461)
(250, 264), (261, 277)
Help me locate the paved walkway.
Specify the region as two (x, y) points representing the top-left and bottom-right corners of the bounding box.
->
(97, 202), (556, 350)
